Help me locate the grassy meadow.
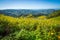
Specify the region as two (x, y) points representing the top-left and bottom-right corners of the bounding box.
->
(0, 11), (60, 40)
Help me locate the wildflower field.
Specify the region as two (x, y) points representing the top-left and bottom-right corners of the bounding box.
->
(0, 14), (60, 40)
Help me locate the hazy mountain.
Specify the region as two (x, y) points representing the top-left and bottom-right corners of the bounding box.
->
(0, 9), (55, 17)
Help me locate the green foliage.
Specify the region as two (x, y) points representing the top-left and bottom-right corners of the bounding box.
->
(48, 10), (60, 18)
(0, 13), (60, 40)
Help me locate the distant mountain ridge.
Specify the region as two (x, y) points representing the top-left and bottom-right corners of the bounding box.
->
(0, 9), (56, 17)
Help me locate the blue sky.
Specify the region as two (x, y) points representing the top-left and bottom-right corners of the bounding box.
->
(0, 0), (60, 9)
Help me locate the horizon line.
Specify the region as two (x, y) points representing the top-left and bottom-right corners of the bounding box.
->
(0, 8), (60, 10)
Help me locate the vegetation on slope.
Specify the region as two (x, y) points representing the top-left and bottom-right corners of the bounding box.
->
(48, 10), (60, 18)
(0, 11), (60, 40)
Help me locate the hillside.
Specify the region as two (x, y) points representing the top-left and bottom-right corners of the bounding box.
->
(0, 13), (60, 40)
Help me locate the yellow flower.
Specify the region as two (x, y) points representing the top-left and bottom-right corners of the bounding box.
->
(51, 32), (54, 35)
(58, 36), (60, 39)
